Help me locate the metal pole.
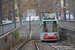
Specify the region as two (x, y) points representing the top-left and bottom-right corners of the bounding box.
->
(63, 0), (66, 20)
(5, 0), (7, 20)
(40, 0), (42, 21)
(29, 0), (31, 34)
(13, 0), (16, 28)
(29, 16), (31, 33)
(73, 0), (75, 19)
(0, 0), (2, 24)
(54, 0), (56, 13)
(5, 7), (6, 20)
(68, 0), (70, 20)
(56, 0), (58, 19)
(59, 0), (61, 16)
(19, 0), (22, 26)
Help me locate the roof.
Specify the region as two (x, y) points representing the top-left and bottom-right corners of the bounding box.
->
(42, 20), (57, 21)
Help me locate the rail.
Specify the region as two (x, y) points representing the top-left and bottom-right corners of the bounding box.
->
(47, 43), (59, 50)
(35, 40), (39, 50)
(16, 40), (39, 50)
(16, 39), (31, 50)
(59, 42), (75, 49)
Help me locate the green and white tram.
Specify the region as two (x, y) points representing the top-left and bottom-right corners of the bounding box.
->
(40, 18), (59, 41)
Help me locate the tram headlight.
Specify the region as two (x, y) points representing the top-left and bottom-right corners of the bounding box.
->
(44, 33), (47, 36)
(54, 33), (57, 35)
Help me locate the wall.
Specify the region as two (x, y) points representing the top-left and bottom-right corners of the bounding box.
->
(59, 20), (75, 42)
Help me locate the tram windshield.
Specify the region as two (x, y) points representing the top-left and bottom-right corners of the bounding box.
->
(43, 21), (57, 32)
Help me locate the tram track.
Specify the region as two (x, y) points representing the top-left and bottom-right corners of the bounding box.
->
(16, 40), (75, 50)
(35, 40), (40, 50)
(47, 43), (59, 50)
(59, 42), (75, 49)
(48, 42), (75, 50)
(16, 40), (39, 50)
(36, 40), (75, 50)
(16, 39), (31, 50)
(36, 40), (58, 50)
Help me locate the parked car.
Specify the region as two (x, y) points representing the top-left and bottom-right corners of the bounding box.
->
(2, 20), (13, 24)
(21, 20), (25, 21)
(26, 16), (40, 21)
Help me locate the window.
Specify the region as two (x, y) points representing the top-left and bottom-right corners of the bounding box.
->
(43, 21), (57, 32)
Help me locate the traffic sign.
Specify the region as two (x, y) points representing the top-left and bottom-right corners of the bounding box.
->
(56, 4), (60, 8)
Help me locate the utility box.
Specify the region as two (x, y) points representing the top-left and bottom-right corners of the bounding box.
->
(15, 17), (20, 22)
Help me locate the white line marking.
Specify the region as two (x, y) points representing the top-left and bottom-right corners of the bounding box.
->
(30, 30), (32, 39)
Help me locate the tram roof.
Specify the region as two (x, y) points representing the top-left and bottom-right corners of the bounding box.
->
(42, 18), (58, 21)
(42, 20), (57, 21)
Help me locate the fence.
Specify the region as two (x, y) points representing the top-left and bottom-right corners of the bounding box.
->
(0, 0), (42, 36)
(0, 21), (41, 35)
(59, 20), (75, 42)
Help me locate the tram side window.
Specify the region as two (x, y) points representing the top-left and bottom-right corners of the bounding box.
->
(43, 21), (57, 32)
